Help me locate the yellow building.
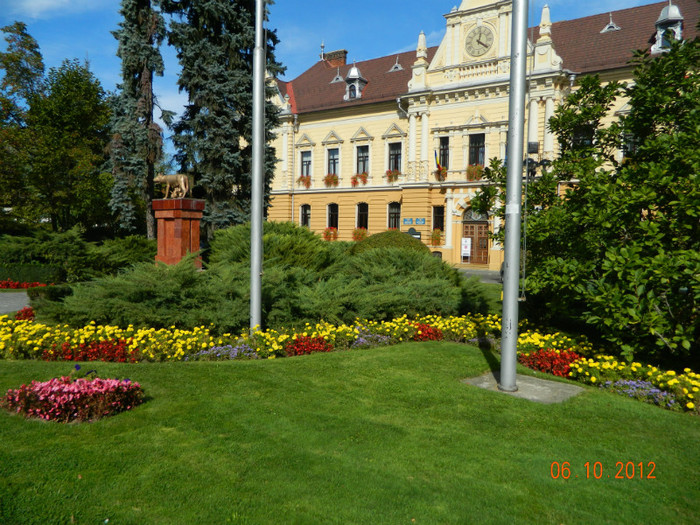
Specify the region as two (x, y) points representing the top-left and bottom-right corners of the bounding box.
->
(268, 0), (698, 270)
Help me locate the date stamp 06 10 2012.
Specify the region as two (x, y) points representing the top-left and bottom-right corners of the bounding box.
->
(550, 461), (656, 480)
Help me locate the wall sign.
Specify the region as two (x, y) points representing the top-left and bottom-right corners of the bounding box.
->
(461, 238), (472, 257)
(415, 218), (426, 225)
(403, 218), (413, 225)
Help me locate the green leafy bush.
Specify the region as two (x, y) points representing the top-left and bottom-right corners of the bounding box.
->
(350, 229), (430, 255)
(37, 223), (488, 333)
(0, 264), (65, 284)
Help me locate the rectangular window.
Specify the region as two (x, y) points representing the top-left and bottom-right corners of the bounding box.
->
(388, 202), (401, 229)
(388, 142), (402, 172)
(572, 126), (594, 150)
(433, 205), (445, 232)
(300, 204), (311, 227)
(301, 151), (311, 176)
(356, 145), (369, 174)
(469, 134), (485, 166)
(357, 202), (368, 229)
(439, 137), (450, 169)
(327, 148), (339, 175)
(327, 203), (338, 229)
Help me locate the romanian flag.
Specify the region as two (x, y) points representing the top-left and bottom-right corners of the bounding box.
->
(434, 150), (442, 171)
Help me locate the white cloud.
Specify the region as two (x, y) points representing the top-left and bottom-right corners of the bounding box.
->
(3, 0), (113, 20)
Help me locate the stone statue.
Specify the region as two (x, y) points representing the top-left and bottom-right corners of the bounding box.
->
(154, 173), (190, 199)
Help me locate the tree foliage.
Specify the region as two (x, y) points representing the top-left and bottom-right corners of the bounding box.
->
(483, 38), (699, 365)
(109, 0), (169, 238)
(160, 0), (284, 240)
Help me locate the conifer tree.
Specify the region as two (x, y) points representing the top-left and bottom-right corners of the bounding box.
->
(110, 0), (169, 238)
(160, 0), (283, 240)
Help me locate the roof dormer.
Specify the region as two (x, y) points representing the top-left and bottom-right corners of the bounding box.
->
(652, 1), (684, 53)
(344, 62), (367, 101)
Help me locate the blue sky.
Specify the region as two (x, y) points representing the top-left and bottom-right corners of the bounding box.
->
(1, 0), (656, 148)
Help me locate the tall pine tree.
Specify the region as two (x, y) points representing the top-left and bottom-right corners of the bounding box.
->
(160, 0), (283, 240)
(110, 0), (169, 238)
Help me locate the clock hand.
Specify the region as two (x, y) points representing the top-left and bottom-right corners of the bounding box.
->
(477, 38), (487, 47)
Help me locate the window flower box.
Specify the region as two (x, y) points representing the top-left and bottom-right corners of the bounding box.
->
(323, 173), (339, 187)
(430, 228), (443, 246)
(467, 164), (484, 181)
(434, 167), (447, 182)
(297, 175), (311, 188)
(322, 227), (338, 241)
(385, 169), (401, 183)
(352, 227), (368, 241)
(351, 172), (368, 187)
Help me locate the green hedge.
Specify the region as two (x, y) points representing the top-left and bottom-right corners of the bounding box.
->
(0, 264), (66, 284)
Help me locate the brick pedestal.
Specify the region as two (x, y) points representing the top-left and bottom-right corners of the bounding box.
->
(153, 199), (205, 268)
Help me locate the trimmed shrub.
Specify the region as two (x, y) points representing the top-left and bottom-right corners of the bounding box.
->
(350, 229), (431, 255)
(0, 264), (65, 284)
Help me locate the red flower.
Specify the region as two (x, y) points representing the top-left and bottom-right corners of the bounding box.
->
(42, 339), (139, 363)
(284, 336), (334, 357)
(518, 348), (583, 377)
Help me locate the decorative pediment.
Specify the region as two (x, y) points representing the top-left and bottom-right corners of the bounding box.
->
(296, 133), (316, 147)
(351, 127), (374, 142)
(466, 114), (489, 126)
(382, 123), (406, 139)
(322, 130), (344, 145)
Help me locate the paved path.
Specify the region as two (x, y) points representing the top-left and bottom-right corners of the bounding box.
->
(458, 268), (502, 284)
(0, 291), (30, 315)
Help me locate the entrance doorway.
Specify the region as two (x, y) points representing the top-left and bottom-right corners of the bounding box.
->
(462, 209), (489, 265)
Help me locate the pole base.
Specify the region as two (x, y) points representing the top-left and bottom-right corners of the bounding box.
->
(498, 383), (519, 393)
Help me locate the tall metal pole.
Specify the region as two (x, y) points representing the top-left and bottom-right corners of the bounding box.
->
(250, 0), (264, 331)
(499, 0), (529, 392)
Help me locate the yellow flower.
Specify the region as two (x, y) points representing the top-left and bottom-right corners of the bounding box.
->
(590, 376), (597, 383)
(687, 402), (695, 410)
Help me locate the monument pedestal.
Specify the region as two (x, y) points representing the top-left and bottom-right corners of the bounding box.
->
(152, 199), (205, 268)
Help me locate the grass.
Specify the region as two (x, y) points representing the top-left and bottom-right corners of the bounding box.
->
(1, 342), (698, 524)
(480, 282), (503, 315)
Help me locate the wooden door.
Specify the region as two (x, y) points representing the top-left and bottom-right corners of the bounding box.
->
(462, 222), (489, 264)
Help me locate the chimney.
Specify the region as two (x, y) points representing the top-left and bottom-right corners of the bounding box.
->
(323, 49), (348, 67)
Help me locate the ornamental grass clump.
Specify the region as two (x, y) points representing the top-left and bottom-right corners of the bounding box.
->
(1, 367), (144, 423)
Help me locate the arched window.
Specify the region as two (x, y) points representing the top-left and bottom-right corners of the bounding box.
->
(356, 203), (368, 229)
(349, 84), (357, 99)
(327, 203), (339, 229)
(388, 202), (401, 229)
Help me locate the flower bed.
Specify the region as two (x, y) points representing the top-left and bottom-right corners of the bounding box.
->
(14, 307), (35, 321)
(1, 370), (144, 423)
(1, 313), (697, 415)
(0, 279), (49, 289)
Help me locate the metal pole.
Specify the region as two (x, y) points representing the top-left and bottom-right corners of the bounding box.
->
(250, 0), (264, 331)
(499, 0), (529, 392)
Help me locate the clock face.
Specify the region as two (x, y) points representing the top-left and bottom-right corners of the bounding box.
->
(465, 26), (494, 57)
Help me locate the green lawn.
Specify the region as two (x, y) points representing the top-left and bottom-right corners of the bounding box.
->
(1, 342), (698, 524)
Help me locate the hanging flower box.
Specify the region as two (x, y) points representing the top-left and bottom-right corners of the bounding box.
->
(385, 169), (401, 182)
(352, 227), (368, 241)
(467, 164), (484, 181)
(434, 167), (447, 182)
(351, 172), (368, 187)
(297, 175), (311, 188)
(323, 173), (339, 187)
(322, 227), (338, 241)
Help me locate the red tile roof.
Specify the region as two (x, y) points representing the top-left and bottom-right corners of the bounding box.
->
(544, 0), (699, 73)
(281, 1), (698, 115)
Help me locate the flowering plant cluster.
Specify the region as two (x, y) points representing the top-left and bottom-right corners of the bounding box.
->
(434, 167), (447, 181)
(350, 172), (368, 187)
(568, 355), (698, 414)
(518, 349), (583, 378)
(323, 173), (339, 187)
(296, 175), (311, 189)
(322, 227), (338, 241)
(599, 379), (678, 409)
(411, 322), (443, 342)
(517, 330), (593, 355)
(466, 164), (484, 181)
(285, 335), (334, 356)
(352, 227), (368, 242)
(350, 329), (392, 349)
(0, 279), (49, 289)
(1, 367), (144, 423)
(14, 307), (35, 321)
(185, 344), (258, 361)
(42, 339), (138, 363)
(385, 169), (401, 182)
